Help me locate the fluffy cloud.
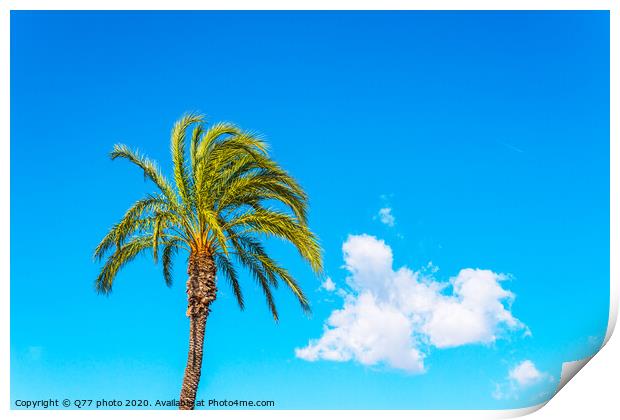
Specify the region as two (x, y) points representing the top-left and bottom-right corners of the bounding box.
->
(493, 360), (553, 400)
(377, 207), (395, 227)
(320, 277), (336, 292)
(295, 292), (425, 372)
(295, 234), (526, 373)
(509, 360), (549, 387)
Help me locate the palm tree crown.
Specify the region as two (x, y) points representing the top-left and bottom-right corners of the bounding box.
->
(94, 113), (323, 320)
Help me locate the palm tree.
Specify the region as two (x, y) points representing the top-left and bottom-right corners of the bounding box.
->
(94, 113), (323, 410)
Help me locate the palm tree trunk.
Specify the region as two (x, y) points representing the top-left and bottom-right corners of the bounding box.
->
(179, 250), (217, 410)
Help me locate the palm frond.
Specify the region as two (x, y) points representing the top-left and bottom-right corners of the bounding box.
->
(162, 239), (180, 287)
(195, 131), (269, 203)
(195, 122), (243, 162)
(152, 211), (169, 263)
(93, 195), (180, 261)
(171, 113), (203, 211)
(228, 233), (310, 314)
(214, 253), (244, 310)
(189, 124), (204, 179)
(110, 144), (178, 205)
(217, 170), (308, 223)
(259, 276), (279, 321)
(269, 264), (310, 314)
(202, 209), (229, 255)
(227, 208), (323, 274)
(95, 235), (153, 294)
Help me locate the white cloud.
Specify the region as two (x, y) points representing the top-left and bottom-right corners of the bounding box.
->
(423, 268), (520, 348)
(320, 277), (336, 292)
(295, 234), (526, 373)
(509, 360), (548, 387)
(493, 360), (554, 400)
(295, 292), (425, 372)
(378, 207), (395, 227)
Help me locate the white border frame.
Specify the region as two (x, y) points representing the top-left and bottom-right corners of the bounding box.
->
(1, 1), (616, 418)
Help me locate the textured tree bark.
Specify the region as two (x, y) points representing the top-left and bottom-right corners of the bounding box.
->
(179, 250), (217, 410)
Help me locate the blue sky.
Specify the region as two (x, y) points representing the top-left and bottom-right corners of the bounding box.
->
(10, 11), (609, 409)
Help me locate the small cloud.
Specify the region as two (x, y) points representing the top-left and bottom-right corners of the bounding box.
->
(493, 360), (554, 400)
(509, 360), (549, 387)
(492, 383), (506, 400)
(320, 277), (336, 292)
(378, 207), (395, 227)
(424, 261), (439, 274)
